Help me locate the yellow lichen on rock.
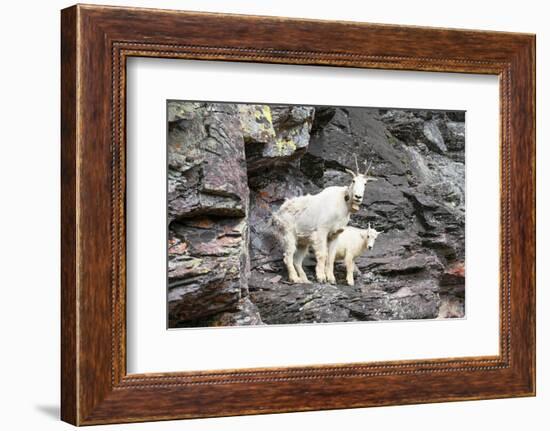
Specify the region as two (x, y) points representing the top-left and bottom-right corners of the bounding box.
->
(261, 105), (272, 124)
(275, 137), (297, 156)
(239, 104), (276, 143)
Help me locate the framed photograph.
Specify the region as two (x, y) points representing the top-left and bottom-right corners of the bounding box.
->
(61, 4), (536, 425)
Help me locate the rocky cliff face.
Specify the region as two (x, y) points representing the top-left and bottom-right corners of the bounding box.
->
(167, 101), (465, 328)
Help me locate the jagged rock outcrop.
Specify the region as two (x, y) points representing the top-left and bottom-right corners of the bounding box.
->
(438, 262), (465, 318)
(173, 298), (263, 328)
(168, 217), (249, 325)
(167, 102), (249, 221)
(168, 101), (465, 327)
(249, 272), (440, 324)
(246, 106), (465, 324)
(243, 105), (314, 171)
(167, 102), (253, 326)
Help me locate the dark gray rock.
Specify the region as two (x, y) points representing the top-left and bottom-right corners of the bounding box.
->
(443, 121), (466, 152)
(437, 261), (465, 318)
(249, 275), (353, 324)
(423, 120), (448, 154)
(249, 272), (440, 324)
(380, 109), (425, 145)
(248, 164), (319, 268)
(308, 107), (406, 177)
(210, 297), (264, 326)
(347, 283), (440, 321)
(246, 106), (465, 323)
(167, 102), (466, 327)
(191, 298), (264, 327)
(167, 102), (249, 222)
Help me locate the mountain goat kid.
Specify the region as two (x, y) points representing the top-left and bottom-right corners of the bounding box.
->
(272, 157), (376, 284)
(326, 224), (381, 286)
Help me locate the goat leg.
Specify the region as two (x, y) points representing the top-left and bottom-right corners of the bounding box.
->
(345, 254), (355, 286)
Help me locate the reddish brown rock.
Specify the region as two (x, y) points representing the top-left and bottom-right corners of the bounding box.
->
(168, 217), (249, 325)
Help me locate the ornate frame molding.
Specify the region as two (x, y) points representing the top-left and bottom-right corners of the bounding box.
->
(61, 5), (535, 425)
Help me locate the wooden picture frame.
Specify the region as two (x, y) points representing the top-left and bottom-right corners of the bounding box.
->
(61, 4), (536, 425)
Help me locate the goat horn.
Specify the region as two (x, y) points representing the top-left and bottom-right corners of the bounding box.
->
(364, 159), (373, 175)
(354, 154), (360, 174)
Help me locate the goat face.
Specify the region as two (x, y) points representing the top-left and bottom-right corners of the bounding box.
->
(350, 175), (367, 211)
(345, 155), (377, 212)
(345, 173), (377, 212)
(364, 224), (381, 250)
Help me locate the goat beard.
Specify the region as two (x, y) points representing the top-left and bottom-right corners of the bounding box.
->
(345, 192), (360, 212)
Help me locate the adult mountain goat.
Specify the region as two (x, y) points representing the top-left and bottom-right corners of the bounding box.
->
(272, 157), (377, 283)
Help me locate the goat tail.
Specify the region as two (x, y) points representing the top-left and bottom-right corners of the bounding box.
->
(269, 208), (288, 245)
(269, 209), (283, 234)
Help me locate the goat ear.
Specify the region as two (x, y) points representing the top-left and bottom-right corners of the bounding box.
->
(366, 176), (378, 182)
(345, 168), (356, 177)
